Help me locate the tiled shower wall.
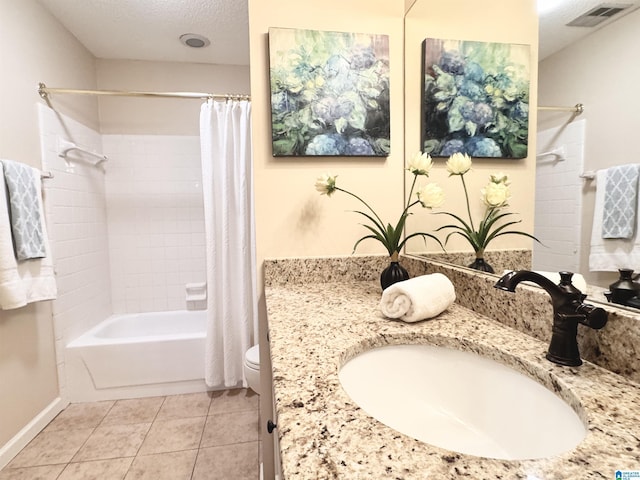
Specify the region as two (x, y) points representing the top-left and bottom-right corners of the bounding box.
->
(533, 119), (586, 273)
(102, 135), (205, 313)
(38, 104), (113, 399)
(39, 105), (206, 345)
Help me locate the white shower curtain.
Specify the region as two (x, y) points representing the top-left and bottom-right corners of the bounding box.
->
(200, 99), (257, 388)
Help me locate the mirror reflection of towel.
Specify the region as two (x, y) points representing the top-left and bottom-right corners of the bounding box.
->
(590, 169), (640, 272)
(602, 164), (640, 239)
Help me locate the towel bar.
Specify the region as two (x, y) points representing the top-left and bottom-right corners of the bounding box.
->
(57, 138), (108, 165)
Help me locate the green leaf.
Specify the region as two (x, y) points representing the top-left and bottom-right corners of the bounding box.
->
(434, 211), (474, 234)
(359, 224), (388, 244)
(352, 234), (382, 254)
(509, 141), (528, 158)
(398, 232), (445, 252)
(272, 138), (296, 156)
(423, 139), (440, 154)
(492, 230), (544, 246)
(351, 209), (386, 236)
(374, 138), (391, 155)
(448, 108), (464, 132)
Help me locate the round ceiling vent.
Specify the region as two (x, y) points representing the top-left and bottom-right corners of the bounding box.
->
(179, 34), (211, 48)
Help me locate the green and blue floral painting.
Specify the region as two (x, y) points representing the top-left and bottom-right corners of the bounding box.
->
(421, 38), (530, 159)
(268, 28), (390, 157)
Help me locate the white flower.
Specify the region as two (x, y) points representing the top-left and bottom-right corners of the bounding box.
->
(314, 174), (337, 196)
(490, 172), (510, 186)
(407, 151), (433, 176)
(416, 183), (445, 208)
(446, 153), (472, 176)
(481, 181), (510, 207)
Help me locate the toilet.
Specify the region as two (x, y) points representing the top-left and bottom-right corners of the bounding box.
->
(244, 345), (260, 394)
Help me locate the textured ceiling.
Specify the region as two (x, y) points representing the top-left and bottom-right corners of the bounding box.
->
(36, 0), (250, 65)
(35, 0), (640, 65)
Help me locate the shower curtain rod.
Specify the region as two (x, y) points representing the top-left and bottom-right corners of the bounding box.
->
(537, 103), (584, 114)
(37, 83), (250, 102)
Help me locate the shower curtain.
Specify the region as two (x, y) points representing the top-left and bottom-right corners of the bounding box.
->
(200, 99), (257, 388)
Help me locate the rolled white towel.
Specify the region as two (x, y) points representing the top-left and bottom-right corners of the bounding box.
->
(380, 273), (456, 323)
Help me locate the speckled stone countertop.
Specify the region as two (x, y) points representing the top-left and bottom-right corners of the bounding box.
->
(266, 277), (640, 479)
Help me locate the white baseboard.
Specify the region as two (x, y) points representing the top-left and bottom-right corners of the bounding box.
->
(0, 396), (67, 470)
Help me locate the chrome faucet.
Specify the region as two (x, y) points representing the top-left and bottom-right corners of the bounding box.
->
(494, 271), (608, 366)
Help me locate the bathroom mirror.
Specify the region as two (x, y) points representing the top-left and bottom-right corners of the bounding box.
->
(403, 0), (640, 312)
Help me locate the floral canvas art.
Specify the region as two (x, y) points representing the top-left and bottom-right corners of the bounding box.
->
(268, 28), (390, 157)
(421, 38), (530, 159)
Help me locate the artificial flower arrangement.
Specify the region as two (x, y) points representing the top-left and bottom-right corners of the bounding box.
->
(315, 151), (539, 282)
(314, 152), (445, 261)
(436, 152), (540, 272)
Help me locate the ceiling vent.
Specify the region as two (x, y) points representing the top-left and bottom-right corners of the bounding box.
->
(567, 3), (632, 27)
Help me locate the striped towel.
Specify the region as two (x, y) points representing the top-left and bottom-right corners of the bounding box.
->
(602, 164), (640, 239)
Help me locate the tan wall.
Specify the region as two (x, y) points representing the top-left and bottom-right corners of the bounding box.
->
(404, 0), (539, 254)
(538, 8), (640, 288)
(96, 59), (250, 135)
(250, 1), (406, 265)
(248, 2), (405, 476)
(0, 0), (98, 448)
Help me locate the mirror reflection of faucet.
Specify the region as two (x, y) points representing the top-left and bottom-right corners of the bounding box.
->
(604, 268), (640, 309)
(494, 271), (608, 367)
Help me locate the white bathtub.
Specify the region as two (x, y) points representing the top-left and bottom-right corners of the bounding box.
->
(66, 310), (207, 401)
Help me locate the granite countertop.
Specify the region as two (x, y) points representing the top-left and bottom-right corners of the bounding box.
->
(266, 280), (640, 479)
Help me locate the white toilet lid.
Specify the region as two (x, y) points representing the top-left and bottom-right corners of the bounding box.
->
(245, 345), (260, 368)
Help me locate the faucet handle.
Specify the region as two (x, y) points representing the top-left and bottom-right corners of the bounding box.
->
(575, 303), (608, 330)
(557, 271), (587, 300)
(559, 271), (575, 283)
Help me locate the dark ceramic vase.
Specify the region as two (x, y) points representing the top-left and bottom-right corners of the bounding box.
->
(380, 261), (409, 290)
(467, 257), (494, 274)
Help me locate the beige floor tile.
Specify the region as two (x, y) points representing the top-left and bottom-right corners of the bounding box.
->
(124, 450), (198, 480)
(102, 397), (165, 425)
(0, 464), (65, 480)
(156, 392), (211, 420)
(72, 423), (150, 462)
(45, 401), (114, 431)
(138, 417), (206, 455)
(208, 388), (259, 415)
(58, 458), (133, 480)
(192, 442), (259, 480)
(201, 410), (259, 448)
(8, 428), (94, 468)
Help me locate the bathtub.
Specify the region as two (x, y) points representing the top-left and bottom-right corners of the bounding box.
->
(65, 310), (207, 401)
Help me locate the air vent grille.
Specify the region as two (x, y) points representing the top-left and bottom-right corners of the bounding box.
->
(567, 3), (631, 27)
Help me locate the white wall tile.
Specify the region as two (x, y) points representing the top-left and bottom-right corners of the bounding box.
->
(533, 119), (586, 274)
(40, 109), (207, 359)
(103, 134), (205, 313)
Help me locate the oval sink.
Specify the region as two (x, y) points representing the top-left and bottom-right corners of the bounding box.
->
(339, 344), (586, 460)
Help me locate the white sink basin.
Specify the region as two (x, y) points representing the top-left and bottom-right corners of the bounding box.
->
(339, 344), (586, 460)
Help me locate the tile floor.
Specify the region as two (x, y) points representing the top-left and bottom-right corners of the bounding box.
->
(0, 389), (260, 480)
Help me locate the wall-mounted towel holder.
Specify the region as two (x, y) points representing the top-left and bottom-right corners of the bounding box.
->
(536, 146), (567, 162)
(57, 138), (108, 165)
(580, 170), (597, 180)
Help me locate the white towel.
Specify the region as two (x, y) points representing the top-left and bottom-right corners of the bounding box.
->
(601, 164), (640, 239)
(590, 169), (640, 272)
(380, 273), (456, 323)
(0, 162), (57, 310)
